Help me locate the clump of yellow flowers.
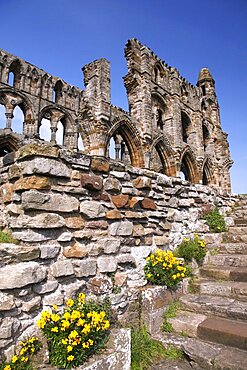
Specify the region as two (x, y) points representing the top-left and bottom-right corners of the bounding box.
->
(37, 293), (111, 369)
(174, 234), (207, 263)
(0, 337), (41, 370)
(144, 249), (188, 288)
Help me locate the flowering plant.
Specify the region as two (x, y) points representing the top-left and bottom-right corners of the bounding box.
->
(37, 293), (111, 369)
(0, 337), (41, 370)
(174, 234), (206, 263)
(144, 249), (188, 289)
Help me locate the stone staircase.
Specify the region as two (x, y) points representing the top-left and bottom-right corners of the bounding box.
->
(155, 196), (247, 369)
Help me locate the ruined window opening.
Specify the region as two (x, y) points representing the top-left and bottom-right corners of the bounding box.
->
(181, 112), (191, 143)
(56, 120), (64, 145)
(53, 81), (63, 104)
(180, 161), (190, 181)
(108, 134), (130, 164)
(0, 104), (5, 128)
(8, 72), (14, 87)
(39, 118), (51, 142)
(202, 168), (209, 185)
(156, 109), (164, 130)
(12, 105), (24, 134)
(78, 134), (84, 151)
(202, 124), (210, 150)
(201, 85), (206, 96)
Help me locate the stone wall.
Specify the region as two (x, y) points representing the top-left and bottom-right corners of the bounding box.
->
(0, 142), (236, 358)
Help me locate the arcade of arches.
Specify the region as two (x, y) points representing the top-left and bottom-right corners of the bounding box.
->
(0, 39), (232, 192)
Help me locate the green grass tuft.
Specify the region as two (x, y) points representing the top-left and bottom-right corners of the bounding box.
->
(131, 326), (167, 370)
(162, 300), (180, 333)
(0, 230), (18, 244)
(164, 344), (183, 359)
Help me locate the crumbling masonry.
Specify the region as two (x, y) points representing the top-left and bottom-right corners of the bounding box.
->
(0, 39), (232, 192)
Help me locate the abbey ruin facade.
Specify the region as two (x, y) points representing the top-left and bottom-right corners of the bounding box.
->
(0, 39), (232, 192)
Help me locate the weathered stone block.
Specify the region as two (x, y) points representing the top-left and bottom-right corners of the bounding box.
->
(0, 262), (47, 289)
(85, 220), (108, 229)
(111, 194), (129, 208)
(97, 256), (117, 272)
(81, 173), (103, 190)
(74, 259), (97, 277)
(0, 244), (40, 265)
(59, 149), (91, 168)
(22, 190), (79, 212)
(33, 280), (59, 294)
(18, 143), (59, 159)
(50, 260), (74, 277)
(141, 198), (157, 210)
(104, 177), (122, 192)
(63, 242), (89, 258)
(153, 235), (169, 245)
(105, 209), (122, 219)
(133, 176), (152, 189)
(13, 176), (50, 191)
(0, 292), (15, 311)
(22, 157), (71, 178)
(9, 213), (65, 229)
(0, 183), (14, 203)
(80, 200), (105, 218)
(109, 221), (133, 236)
(91, 157), (110, 173)
(64, 215), (85, 229)
(40, 244), (60, 259)
(87, 275), (113, 295)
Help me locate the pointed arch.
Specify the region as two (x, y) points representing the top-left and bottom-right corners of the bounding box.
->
(150, 134), (176, 176)
(53, 80), (63, 104)
(179, 147), (200, 183)
(106, 116), (144, 167)
(181, 111), (191, 143)
(202, 157), (214, 185)
(8, 59), (22, 89)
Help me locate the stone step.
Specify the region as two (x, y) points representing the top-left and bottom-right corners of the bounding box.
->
(234, 218), (247, 226)
(180, 294), (247, 321)
(207, 242), (247, 255)
(205, 253), (247, 267)
(197, 280), (247, 302)
(200, 265), (247, 281)
(168, 311), (247, 350)
(154, 333), (247, 370)
(222, 231), (247, 243)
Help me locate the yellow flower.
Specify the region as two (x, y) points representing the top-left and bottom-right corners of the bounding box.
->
(21, 357), (28, 362)
(66, 299), (74, 307)
(37, 318), (46, 329)
(20, 347), (28, 355)
(181, 273), (185, 277)
(11, 356), (18, 363)
(61, 320), (70, 329)
(63, 312), (71, 320)
(172, 274), (177, 280)
(4, 365), (11, 370)
(71, 310), (81, 320)
(78, 292), (86, 303)
(51, 326), (59, 332)
(51, 313), (60, 322)
(77, 318), (85, 327)
(67, 345), (73, 352)
(67, 355), (74, 362)
(82, 323), (91, 335)
(88, 338), (94, 345)
(52, 304), (58, 310)
(61, 338), (68, 345)
(82, 342), (89, 348)
(69, 330), (79, 339)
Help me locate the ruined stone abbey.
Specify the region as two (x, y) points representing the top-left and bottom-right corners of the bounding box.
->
(0, 39), (232, 192)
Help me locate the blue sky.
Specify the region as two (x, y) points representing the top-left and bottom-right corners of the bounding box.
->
(0, 0), (246, 193)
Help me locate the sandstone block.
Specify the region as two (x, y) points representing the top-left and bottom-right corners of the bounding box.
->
(39, 244), (60, 259)
(8, 163), (22, 179)
(13, 176), (50, 191)
(59, 149), (91, 167)
(50, 260), (74, 277)
(80, 200), (105, 218)
(81, 173), (103, 190)
(100, 238), (121, 254)
(57, 231), (73, 241)
(12, 229), (54, 242)
(0, 244), (40, 265)
(105, 209), (122, 219)
(9, 213), (65, 229)
(141, 198), (157, 210)
(85, 220), (108, 229)
(157, 174), (173, 187)
(115, 272), (128, 287)
(111, 194), (129, 208)
(87, 275), (113, 295)
(98, 256), (117, 272)
(0, 262), (47, 289)
(22, 296), (41, 313)
(0, 292), (15, 311)
(74, 259), (97, 277)
(125, 211), (148, 219)
(91, 157), (110, 173)
(104, 177), (122, 192)
(153, 235), (169, 245)
(133, 176), (152, 189)
(129, 197), (141, 209)
(63, 242), (89, 258)
(18, 143), (59, 159)
(33, 280), (59, 294)
(22, 157), (71, 178)
(109, 221), (133, 236)
(64, 215), (85, 229)
(22, 190), (79, 212)
(0, 183), (13, 203)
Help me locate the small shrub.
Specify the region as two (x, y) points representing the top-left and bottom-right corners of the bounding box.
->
(37, 293), (111, 369)
(162, 300), (180, 333)
(131, 325), (166, 370)
(144, 250), (188, 289)
(174, 234), (206, 263)
(203, 207), (227, 233)
(0, 230), (17, 244)
(0, 337), (41, 370)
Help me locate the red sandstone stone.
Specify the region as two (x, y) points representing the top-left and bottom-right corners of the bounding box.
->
(111, 194), (129, 208)
(141, 197), (156, 210)
(81, 173), (103, 190)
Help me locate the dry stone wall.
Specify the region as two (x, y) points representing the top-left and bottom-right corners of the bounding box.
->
(0, 142), (236, 357)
